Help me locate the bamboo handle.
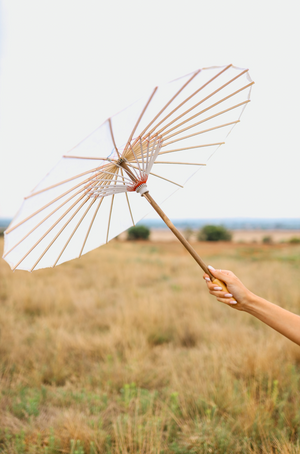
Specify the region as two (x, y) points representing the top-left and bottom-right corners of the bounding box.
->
(119, 161), (233, 298)
(212, 278), (236, 302)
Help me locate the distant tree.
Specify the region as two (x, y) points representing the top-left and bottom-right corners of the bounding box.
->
(198, 225), (232, 242)
(262, 235), (273, 244)
(127, 225), (150, 241)
(289, 237), (300, 244)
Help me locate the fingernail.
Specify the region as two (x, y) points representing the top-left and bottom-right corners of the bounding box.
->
(225, 293), (233, 297)
(229, 300), (237, 304)
(214, 286), (223, 290)
(208, 265), (215, 271)
(205, 277), (211, 281)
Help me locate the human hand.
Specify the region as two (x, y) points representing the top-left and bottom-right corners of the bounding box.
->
(203, 266), (254, 311)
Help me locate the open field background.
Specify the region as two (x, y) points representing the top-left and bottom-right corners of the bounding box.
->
(1, 237), (300, 453)
(118, 229), (300, 243)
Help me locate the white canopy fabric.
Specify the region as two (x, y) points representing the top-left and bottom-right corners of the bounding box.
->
(3, 65), (253, 271)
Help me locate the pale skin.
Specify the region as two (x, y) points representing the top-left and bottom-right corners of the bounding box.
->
(203, 265), (300, 346)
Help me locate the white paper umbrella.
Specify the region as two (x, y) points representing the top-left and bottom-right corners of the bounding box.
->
(3, 64), (253, 282)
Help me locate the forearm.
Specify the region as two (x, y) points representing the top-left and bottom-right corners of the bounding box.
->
(244, 294), (300, 346)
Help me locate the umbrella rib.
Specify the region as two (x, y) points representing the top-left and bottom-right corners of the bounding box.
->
(63, 155), (118, 161)
(106, 172), (119, 243)
(147, 171), (183, 188)
(25, 164), (108, 199)
(52, 197), (97, 267)
(79, 196), (104, 257)
(153, 161), (206, 166)
(147, 65), (232, 137)
(159, 74), (254, 140)
(138, 69), (200, 139)
(3, 184), (93, 258)
(128, 163), (183, 188)
(129, 142), (142, 174)
(148, 136), (158, 172)
(94, 178), (129, 184)
(158, 143), (224, 155)
(146, 136), (150, 169)
(120, 167), (135, 226)
(157, 71), (251, 137)
(97, 169), (131, 182)
(12, 192), (89, 271)
(160, 84), (253, 140)
(109, 118), (121, 158)
(139, 137), (145, 172)
(162, 120), (239, 146)
(137, 136), (157, 175)
(30, 195), (92, 272)
(162, 99), (250, 147)
(6, 174), (97, 234)
(123, 87), (158, 157)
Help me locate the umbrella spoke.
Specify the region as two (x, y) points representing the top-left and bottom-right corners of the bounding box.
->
(12, 191), (89, 271)
(138, 70), (200, 139)
(139, 138), (145, 172)
(63, 155), (118, 161)
(148, 136), (159, 173)
(25, 164), (111, 199)
(158, 143), (224, 156)
(125, 192), (134, 226)
(53, 197), (97, 267)
(153, 161), (206, 166)
(159, 101), (249, 146)
(160, 83), (253, 140)
(120, 167), (135, 226)
(155, 68), (249, 136)
(3, 184), (94, 258)
(128, 163), (183, 188)
(109, 117), (121, 158)
(162, 120), (239, 146)
(30, 195), (92, 272)
(129, 142), (142, 174)
(6, 173), (98, 234)
(146, 136), (150, 169)
(123, 87), (158, 157)
(147, 171), (183, 188)
(147, 65), (232, 137)
(79, 196), (104, 257)
(106, 172), (119, 243)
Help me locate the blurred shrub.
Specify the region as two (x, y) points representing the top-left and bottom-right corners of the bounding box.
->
(183, 227), (194, 241)
(262, 235), (273, 244)
(127, 225), (150, 241)
(289, 237), (300, 244)
(198, 225), (232, 242)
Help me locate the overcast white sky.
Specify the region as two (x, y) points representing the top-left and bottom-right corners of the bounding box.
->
(0, 0), (299, 220)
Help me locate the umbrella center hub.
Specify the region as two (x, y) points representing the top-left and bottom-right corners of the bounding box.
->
(136, 183), (148, 196)
(127, 174), (149, 195)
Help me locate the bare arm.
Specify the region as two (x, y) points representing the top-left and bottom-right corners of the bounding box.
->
(204, 266), (300, 346)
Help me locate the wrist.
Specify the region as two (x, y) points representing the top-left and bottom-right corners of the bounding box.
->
(240, 290), (259, 313)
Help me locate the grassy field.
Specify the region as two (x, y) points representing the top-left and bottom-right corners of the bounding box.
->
(1, 237), (300, 453)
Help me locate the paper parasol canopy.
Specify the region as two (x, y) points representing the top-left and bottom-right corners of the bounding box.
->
(3, 64), (253, 272)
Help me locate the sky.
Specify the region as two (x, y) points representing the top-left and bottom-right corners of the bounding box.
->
(0, 0), (299, 220)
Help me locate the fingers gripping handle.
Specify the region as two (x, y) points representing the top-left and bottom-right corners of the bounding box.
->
(212, 278), (236, 303)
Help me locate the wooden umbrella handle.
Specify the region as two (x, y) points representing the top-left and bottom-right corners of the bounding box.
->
(211, 278), (230, 292)
(142, 191), (235, 300)
(119, 161), (234, 300)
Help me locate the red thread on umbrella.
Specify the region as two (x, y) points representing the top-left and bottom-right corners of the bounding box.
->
(127, 175), (148, 192)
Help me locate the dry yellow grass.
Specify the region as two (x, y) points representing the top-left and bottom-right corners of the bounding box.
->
(1, 237), (300, 453)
